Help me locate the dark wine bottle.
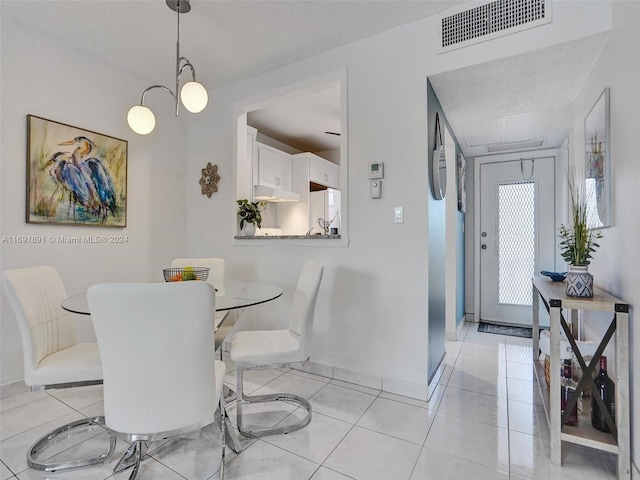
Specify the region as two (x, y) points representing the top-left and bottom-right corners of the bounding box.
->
(561, 359), (578, 426)
(591, 356), (615, 433)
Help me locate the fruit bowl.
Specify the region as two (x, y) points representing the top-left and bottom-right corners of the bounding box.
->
(163, 267), (210, 282)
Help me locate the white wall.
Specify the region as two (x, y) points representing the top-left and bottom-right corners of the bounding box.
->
(569, 1), (640, 471)
(0, 0), (616, 400)
(0, 18), (188, 384)
(183, 2), (613, 397)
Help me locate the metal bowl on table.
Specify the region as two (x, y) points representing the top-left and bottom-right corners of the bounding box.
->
(163, 267), (210, 282)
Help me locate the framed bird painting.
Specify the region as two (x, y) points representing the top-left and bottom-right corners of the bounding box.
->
(26, 115), (127, 227)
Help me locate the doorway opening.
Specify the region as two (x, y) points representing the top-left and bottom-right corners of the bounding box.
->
(478, 156), (556, 327)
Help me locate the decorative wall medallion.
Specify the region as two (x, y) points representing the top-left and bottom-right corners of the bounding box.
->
(199, 162), (220, 198)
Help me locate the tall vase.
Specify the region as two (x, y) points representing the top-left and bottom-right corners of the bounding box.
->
(242, 223), (256, 237)
(566, 265), (593, 298)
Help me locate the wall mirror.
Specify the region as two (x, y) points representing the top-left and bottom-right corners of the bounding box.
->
(432, 113), (447, 200)
(235, 73), (347, 241)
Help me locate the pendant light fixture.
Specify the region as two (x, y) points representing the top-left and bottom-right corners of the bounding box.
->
(127, 0), (207, 135)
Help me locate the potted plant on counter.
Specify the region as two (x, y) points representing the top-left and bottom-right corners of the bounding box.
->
(237, 199), (265, 236)
(558, 178), (603, 297)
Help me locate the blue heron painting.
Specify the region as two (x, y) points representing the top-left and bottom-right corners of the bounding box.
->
(59, 136), (118, 222)
(27, 116), (127, 226)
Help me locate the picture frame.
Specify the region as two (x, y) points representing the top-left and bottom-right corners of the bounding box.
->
(457, 152), (466, 213)
(27, 115), (127, 227)
(584, 88), (610, 229)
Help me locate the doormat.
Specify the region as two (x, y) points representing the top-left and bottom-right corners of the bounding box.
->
(477, 321), (546, 339)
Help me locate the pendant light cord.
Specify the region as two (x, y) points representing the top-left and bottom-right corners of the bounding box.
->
(174, 1), (181, 116)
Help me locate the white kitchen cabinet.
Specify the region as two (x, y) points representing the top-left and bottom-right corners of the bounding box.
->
(255, 143), (293, 190)
(295, 153), (339, 189)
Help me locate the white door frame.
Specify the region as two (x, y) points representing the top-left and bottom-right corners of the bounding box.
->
(444, 125), (458, 339)
(473, 148), (563, 324)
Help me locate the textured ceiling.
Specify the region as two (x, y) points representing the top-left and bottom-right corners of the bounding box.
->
(1, 0), (467, 153)
(430, 33), (609, 158)
(2, 1), (609, 157)
(1, 0), (467, 89)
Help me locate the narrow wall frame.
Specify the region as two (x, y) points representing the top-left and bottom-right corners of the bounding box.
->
(584, 88), (610, 229)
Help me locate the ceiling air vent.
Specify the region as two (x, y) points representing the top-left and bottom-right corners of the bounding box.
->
(440, 0), (551, 53)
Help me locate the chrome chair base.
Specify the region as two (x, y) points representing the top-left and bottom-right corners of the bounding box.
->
(236, 367), (312, 438)
(113, 441), (148, 480)
(27, 416), (116, 472)
(111, 396), (228, 480)
(219, 394), (227, 480)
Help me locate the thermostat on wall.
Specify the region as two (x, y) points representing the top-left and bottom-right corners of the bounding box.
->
(368, 162), (384, 179)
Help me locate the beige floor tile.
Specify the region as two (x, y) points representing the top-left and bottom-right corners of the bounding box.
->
(411, 446), (509, 479)
(425, 411), (509, 473)
(324, 426), (421, 480)
(437, 387), (509, 428)
(0, 324), (619, 480)
(356, 397), (436, 445)
(309, 383), (376, 424)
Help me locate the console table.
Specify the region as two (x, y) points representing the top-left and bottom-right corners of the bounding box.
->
(532, 276), (630, 479)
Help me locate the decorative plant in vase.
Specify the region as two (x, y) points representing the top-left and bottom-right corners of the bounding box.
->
(236, 199), (265, 236)
(558, 177), (602, 297)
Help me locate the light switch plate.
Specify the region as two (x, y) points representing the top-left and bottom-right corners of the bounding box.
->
(394, 206), (403, 223)
(370, 180), (382, 199)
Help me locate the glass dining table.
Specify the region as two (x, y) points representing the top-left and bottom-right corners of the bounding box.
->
(62, 279), (283, 316)
(61, 279), (282, 454)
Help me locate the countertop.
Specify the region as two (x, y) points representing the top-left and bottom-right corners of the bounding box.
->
(234, 234), (341, 240)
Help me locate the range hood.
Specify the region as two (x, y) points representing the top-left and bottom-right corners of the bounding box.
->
(253, 185), (300, 203)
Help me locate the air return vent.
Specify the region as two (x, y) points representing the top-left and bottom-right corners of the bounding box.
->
(440, 0), (551, 52)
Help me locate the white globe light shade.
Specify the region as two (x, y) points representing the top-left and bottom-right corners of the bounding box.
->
(127, 105), (156, 135)
(180, 81), (208, 113)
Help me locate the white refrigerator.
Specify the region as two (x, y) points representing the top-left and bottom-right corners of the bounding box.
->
(309, 189), (341, 235)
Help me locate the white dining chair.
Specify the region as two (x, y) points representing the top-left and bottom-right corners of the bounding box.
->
(171, 257), (234, 357)
(230, 261), (323, 437)
(1, 265), (115, 472)
(87, 281), (226, 480)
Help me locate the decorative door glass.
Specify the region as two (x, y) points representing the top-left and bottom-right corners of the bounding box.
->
(498, 181), (535, 305)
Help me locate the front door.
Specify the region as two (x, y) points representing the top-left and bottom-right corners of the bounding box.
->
(479, 157), (555, 326)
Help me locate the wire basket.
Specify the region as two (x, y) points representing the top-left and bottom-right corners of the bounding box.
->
(163, 267), (210, 282)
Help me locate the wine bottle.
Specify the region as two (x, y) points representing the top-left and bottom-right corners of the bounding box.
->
(561, 359), (578, 426)
(591, 356), (615, 433)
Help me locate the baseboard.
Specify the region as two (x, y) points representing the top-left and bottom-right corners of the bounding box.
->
(293, 360), (428, 401)
(383, 376), (428, 401)
(446, 316), (468, 341)
(458, 319), (466, 337)
(0, 380), (30, 397)
(427, 362), (445, 401)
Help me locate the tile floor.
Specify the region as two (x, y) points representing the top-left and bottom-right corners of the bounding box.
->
(0, 322), (618, 479)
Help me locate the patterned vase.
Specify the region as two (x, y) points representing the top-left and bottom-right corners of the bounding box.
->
(566, 265), (593, 298)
